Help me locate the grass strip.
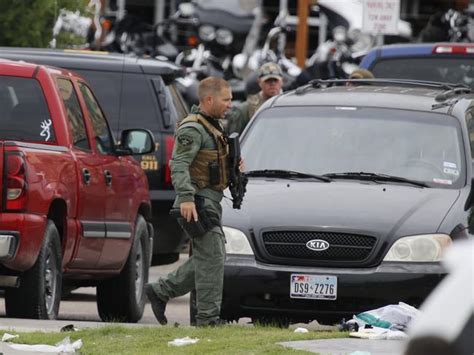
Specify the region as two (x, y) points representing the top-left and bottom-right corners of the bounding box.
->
(1, 325), (348, 354)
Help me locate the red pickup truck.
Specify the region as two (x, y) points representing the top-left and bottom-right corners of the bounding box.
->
(0, 60), (155, 322)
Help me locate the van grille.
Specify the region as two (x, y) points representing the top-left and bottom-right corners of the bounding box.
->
(261, 231), (376, 264)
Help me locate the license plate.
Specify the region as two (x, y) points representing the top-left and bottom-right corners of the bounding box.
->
(290, 274), (337, 300)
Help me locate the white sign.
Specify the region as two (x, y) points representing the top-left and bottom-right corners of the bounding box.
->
(362, 0), (400, 35)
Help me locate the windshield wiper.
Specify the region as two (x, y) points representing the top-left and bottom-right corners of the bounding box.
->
(323, 171), (429, 188)
(245, 169), (332, 182)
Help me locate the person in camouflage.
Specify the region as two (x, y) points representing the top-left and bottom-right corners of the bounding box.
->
(227, 62), (283, 135)
(145, 77), (233, 327)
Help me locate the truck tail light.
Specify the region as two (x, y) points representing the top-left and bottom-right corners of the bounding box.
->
(163, 134), (175, 189)
(433, 44), (474, 54)
(5, 153), (27, 211)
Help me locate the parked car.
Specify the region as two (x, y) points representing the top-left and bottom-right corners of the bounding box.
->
(360, 43), (474, 89)
(0, 47), (189, 265)
(219, 78), (473, 326)
(0, 59), (155, 321)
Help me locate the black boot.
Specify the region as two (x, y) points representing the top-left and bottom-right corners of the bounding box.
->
(145, 284), (168, 325)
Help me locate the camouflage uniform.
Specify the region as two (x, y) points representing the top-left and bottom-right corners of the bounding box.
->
(149, 106), (227, 326)
(227, 62), (283, 135)
(226, 92), (265, 135)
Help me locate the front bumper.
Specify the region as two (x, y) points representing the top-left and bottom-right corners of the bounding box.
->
(222, 255), (446, 324)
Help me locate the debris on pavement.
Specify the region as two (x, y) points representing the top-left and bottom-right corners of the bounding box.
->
(168, 336), (200, 347)
(354, 302), (419, 331)
(339, 302), (419, 340)
(340, 301), (419, 337)
(349, 327), (408, 340)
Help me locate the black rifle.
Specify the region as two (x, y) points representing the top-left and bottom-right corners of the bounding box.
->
(228, 132), (248, 209)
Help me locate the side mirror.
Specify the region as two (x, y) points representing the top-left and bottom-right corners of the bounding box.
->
(116, 129), (155, 156)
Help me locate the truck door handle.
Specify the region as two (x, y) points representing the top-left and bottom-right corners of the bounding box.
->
(82, 168), (91, 185)
(104, 170), (112, 186)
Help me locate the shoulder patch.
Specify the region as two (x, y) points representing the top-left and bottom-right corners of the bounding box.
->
(177, 134), (193, 146)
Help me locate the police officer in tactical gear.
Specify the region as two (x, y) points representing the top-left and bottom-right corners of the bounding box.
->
(227, 62), (283, 135)
(145, 77), (233, 327)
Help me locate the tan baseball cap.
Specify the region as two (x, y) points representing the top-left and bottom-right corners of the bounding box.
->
(258, 62), (283, 81)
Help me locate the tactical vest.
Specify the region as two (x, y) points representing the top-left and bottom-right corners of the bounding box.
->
(178, 114), (229, 192)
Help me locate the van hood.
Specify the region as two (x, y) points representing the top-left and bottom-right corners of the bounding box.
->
(222, 179), (460, 239)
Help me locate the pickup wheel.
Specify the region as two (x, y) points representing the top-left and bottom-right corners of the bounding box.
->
(96, 215), (150, 323)
(5, 221), (62, 319)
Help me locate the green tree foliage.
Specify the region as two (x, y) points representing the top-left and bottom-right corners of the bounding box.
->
(0, 0), (89, 48)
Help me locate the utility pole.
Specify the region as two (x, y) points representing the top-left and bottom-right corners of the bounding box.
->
(295, 0), (312, 68)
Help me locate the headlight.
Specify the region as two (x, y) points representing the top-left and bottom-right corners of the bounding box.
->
(384, 234), (452, 262)
(198, 25), (216, 42)
(216, 28), (233, 46)
(223, 226), (254, 255)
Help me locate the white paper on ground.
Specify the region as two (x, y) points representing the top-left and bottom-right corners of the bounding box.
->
(350, 327), (407, 340)
(168, 336), (199, 346)
(7, 336), (82, 353)
(1, 333), (19, 342)
(294, 327), (309, 333)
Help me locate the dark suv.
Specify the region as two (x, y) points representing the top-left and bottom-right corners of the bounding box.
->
(220, 79), (474, 326)
(0, 47), (188, 264)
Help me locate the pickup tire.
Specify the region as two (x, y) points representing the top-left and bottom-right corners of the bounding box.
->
(96, 215), (149, 323)
(5, 220), (62, 319)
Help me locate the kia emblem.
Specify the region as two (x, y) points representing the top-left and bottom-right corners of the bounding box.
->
(306, 239), (329, 251)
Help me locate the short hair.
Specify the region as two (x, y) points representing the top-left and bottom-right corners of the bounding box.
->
(349, 69), (374, 80)
(198, 77), (230, 102)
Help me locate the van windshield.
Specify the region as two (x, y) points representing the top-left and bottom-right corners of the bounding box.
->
(242, 106), (465, 189)
(0, 76), (55, 143)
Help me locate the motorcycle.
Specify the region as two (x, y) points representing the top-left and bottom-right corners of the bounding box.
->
(418, 8), (474, 43)
(238, 0), (303, 95)
(173, 0), (259, 105)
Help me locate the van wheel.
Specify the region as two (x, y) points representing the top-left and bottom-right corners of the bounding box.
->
(5, 221), (62, 319)
(97, 215), (149, 323)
